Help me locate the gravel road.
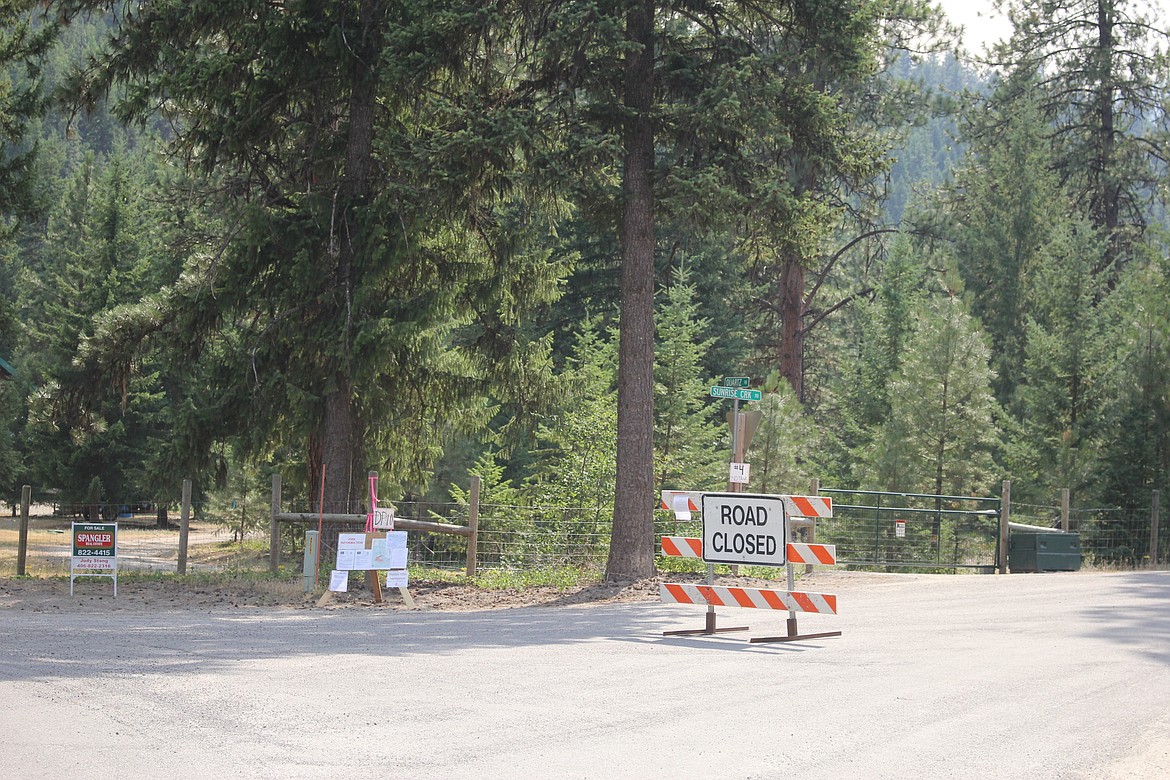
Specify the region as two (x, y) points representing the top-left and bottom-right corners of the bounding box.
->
(2, 569), (1167, 779)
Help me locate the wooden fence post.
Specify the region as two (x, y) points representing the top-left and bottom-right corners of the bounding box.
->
(466, 475), (481, 578)
(17, 485), (31, 576)
(1061, 488), (1070, 533)
(1151, 490), (1160, 568)
(270, 473), (282, 573)
(177, 479), (192, 575)
(999, 480), (1011, 574)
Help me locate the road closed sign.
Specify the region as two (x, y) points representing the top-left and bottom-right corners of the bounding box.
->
(701, 492), (787, 567)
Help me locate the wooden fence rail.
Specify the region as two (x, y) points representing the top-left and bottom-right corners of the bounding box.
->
(268, 474), (480, 579)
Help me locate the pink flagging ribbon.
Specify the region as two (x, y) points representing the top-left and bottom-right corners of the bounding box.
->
(365, 473), (378, 533)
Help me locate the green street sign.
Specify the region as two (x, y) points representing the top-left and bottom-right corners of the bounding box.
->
(721, 376), (751, 388)
(710, 386), (762, 401)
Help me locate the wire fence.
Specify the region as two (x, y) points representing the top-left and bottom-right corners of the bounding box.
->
(276, 500), (617, 574)
(1012, 501), (1164, 568)
(815, 489), (1002, 572)
(1, 506), (240, 576)
(3, 487), (1164, 578)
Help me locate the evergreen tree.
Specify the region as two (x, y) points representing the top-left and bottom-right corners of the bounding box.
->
(0, 1), (54, 224)
(57, 0), (563, 511)
(1, 1), (55, 501)
(987, 0), (1170, 280)
(864, 289), (1001, 502)
(950, 78), (1066, 408)
(817, 233), (927, 486)
(1094, 252), (1170, 507)
(747, 372), (818, 494)
(1008, 219), (1109, 501)
(652, 262), (722, 492)
(528, 0), (946, 579)
(525, 320), (618, 511)
(15, 147), (169, 503)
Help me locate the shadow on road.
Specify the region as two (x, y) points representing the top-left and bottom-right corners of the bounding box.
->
(1080, 570), (1170, 665)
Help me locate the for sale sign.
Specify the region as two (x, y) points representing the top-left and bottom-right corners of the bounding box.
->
(73, 523), (116, 559)
(71, 522), (118, 595)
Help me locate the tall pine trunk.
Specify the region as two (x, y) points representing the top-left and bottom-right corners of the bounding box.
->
(314, 2), (379, 514)
(607, 0), (657, 581)
(778, 254), (805, 401)
(1094, 0), (1121, 279)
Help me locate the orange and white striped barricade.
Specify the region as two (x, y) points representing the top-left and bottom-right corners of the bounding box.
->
(660, 490), (703, 521)
(659, 581), (842, 643)
(782, 495), (833, 520)
(658, 492), (842, 643)
(659, 583), (837, 615)
(662, 537), (837, 566)
(660, 536), (704, 558)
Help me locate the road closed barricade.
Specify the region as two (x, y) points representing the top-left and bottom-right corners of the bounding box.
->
(658, 490), (841, 643)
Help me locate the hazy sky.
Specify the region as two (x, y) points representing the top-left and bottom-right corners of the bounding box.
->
(934, 0), (1013, 52)
(936, 0), (1170, 53)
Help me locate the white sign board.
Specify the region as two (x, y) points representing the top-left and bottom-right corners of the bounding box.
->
(335, 531), (409, 571)
(729, 462), (750, 484)
(372, 507), (395, 530)
(70, 522), (118, 596)
(701, 492), (787, 567)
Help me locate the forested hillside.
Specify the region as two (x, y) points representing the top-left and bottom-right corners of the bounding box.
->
(1, 0), (1167, 579)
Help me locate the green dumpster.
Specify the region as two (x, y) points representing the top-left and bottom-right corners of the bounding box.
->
(1008, 532), (1081, 572)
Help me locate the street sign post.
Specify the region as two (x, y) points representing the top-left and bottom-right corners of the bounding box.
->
(721, 376), (751, 388)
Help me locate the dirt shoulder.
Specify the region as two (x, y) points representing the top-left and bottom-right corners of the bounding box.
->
(0, 569), (882, 613)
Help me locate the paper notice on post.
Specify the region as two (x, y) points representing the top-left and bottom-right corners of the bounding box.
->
(329, 570), (349, 592)
(337, 533), (366, 551)
(336, 549), (356, 571)
(370, 537), (390, 568)
(672, 494), (692, 522)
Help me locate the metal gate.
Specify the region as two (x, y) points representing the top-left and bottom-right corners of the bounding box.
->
(816, 489), (1001, 572)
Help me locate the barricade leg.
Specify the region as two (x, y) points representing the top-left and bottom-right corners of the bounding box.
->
(663, 564), (749, 637)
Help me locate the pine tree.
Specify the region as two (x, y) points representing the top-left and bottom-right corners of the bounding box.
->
(748, 372), (818, 495)
(865, 290), (1001, 500)
(653, 262), (723, 492)
(987, 0), (1170, 280)
(525, 319), (618, 512)
(57, 1), (563, 510)
(1094, 253), (1170, 507)
(818, 233), (927, 487)
(15, 147), (168, 504)
(950, 78), (1067, 408)
(528, 0), (947, 579)
(1009, 219), (1109, 501)
(0, 1), (54, 224)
